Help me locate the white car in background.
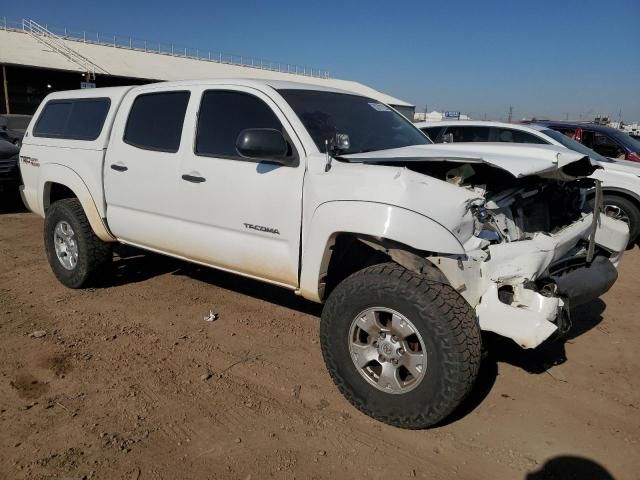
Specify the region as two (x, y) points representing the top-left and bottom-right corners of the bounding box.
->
(415, 120), (640, 245)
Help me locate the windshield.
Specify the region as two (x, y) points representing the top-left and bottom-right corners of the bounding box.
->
(612, 130), (640, 151)
(278, 89), (430, 154)
(541, 128), (611, 162)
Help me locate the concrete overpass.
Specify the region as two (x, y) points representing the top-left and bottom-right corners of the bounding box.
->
(0, 19), (415, 118)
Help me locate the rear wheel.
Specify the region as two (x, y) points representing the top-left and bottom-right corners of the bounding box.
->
(602, 194), (640, 245)
(320, 262), (481, 429)
(44, 198), (112, 288)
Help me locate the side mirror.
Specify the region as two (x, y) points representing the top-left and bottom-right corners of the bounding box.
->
(333, 133), (350, 151)
(236, 128), (293, 165)
(441, 133), (454, 143)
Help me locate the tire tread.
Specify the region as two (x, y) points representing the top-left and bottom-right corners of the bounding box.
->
(44, 198), (112, 288)
(320, 262), (481, 429)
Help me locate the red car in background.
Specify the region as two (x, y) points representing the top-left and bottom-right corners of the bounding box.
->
(527, 121), (640, 162)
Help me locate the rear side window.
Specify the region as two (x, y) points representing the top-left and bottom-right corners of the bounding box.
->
(493, 128), (547, 144)
(33, 98), (111, 140)
(195, 90), (286, 159)
(445, 126), (491, 142)
(421, 127), (442, 142)
(124, 91), (190, 152)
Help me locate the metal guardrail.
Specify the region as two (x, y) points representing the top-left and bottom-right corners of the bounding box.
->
(1, 16), (330, 79)
(22, 19), (108, 79)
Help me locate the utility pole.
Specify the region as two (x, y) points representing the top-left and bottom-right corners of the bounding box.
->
(565, 112), (569, 121)
(1, 65), (9, 114)
(507, 106), (513, 123)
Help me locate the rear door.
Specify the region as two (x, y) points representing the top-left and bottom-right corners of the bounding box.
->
(104, 87), (191, 253)
(175, 86), (306, 287)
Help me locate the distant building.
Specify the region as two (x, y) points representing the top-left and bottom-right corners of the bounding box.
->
(414, 111), (471, 122)
(0, 19), (415, 118)
(619, 123), (640, 136)
(594, 117), (640, 135)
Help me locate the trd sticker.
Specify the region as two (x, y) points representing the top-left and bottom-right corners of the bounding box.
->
(20, 156), (40, 167)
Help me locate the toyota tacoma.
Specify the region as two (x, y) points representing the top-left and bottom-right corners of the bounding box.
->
(19, 80), (629, 428)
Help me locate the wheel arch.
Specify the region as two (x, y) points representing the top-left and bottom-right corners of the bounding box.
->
(40, 164), (115, 242)
(599, 186), (640, 206)
(299, 201), (464, 302)
(597, 187), (640, 243)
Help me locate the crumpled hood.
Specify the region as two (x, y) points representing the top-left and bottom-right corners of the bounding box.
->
(341, 143), (601, 179)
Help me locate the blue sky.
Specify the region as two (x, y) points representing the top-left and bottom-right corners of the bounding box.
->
(5, 0), (640, 121)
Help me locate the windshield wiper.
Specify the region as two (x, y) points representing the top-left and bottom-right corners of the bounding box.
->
(345, 148), (376, 155)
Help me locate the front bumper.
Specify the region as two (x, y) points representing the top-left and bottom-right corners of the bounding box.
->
(479, 214), (627, 348)
(437, 213), (629, 349)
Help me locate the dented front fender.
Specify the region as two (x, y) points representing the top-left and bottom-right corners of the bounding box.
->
(298, 200), (466, 301)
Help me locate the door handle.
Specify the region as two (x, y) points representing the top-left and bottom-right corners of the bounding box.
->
(181, 174), (206, 183)
(110, 163), (128, 172)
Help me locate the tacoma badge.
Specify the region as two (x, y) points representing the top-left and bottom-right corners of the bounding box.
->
(243, 223), (280, 235)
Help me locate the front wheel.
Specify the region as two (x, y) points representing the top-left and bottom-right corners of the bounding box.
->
(44, 198), (112, 288)
(320, 263), (481, 429)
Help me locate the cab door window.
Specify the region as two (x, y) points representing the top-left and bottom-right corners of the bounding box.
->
(124, 91), (190, 152)
(591, 132), (626, 159)
(579, 130), (594, 148)
(195, 90), (296, 162)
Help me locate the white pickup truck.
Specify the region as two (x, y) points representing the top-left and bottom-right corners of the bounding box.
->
(19, 79), (629, 429)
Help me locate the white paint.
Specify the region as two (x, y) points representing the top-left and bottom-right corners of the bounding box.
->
(19, 79), (630, 351)
(343, 143), (597, 179)
(476, 284), (559, 349)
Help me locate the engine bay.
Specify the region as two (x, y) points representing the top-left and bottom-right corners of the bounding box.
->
(404, 161), (596, 243)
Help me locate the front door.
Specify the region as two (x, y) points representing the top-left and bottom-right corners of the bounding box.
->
(176, 86), (306, 287)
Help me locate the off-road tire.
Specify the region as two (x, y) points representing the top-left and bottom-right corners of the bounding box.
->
(320, 262), (481, 429)
(602, 194), (640, 246)
(44, 198), (112, 288)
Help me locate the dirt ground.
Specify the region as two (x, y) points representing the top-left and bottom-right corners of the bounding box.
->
(1, 197), (639, 480)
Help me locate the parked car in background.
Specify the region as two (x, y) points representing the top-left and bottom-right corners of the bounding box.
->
(416, 120), (640, 244)
(0, 114), (32, 147)
(0, 137), (21, 194)
(526, 121), (640, 162)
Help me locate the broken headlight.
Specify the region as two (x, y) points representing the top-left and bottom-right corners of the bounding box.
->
(471, 204), (502, 243)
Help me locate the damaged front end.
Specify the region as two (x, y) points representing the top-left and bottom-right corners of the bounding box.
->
(344, 145), (630, 349)
(426, 159), (629, 348)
